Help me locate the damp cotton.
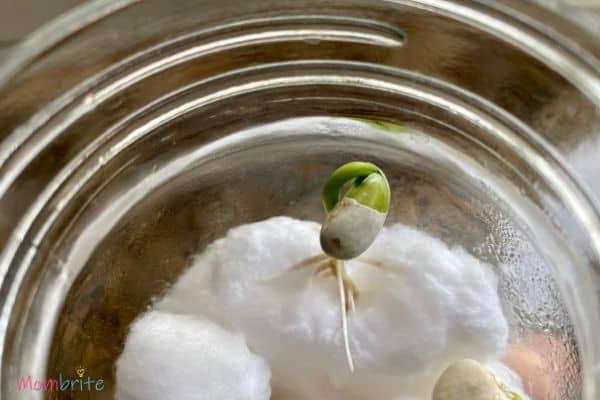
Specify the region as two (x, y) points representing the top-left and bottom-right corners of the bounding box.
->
(115, 311), (271, 400)
(115, 216), (526, 400)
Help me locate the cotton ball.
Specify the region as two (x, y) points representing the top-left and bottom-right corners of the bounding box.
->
(153, 248), (229, 327)
(202, 217), (508, 399)
(115, 311), (271, 400)
(156, 217), (321, 316)
(357, 223), (509, 369)
(210, 216), (322, 284)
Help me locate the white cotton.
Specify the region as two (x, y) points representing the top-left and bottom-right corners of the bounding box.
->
(115, 311), (271, 400)
(153, 248), (230, 328)
(158, 216), (510, 399)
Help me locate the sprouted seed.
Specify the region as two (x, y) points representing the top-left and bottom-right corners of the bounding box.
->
(265, 161), (390, 371)
(321, 161), (390, 372)
(320, 161), (390, 260)
(432, 359), (521, 400)
(115, 119), (527, 400)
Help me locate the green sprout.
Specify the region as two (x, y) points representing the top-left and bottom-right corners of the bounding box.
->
(320, 161), (390, 261)
(322, 161), (390, 214)
(320, 161), (391, 372)
(272, 161), (392, 373)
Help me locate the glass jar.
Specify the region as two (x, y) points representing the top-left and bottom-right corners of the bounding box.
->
(0, 1), (598, 399)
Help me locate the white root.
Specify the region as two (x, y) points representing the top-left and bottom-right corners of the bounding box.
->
(254, 250), (360, 372)
(347, 285), (356, 313)
(342, 266), (357, 313)
(292, 254), (329, 269)
(314, 261), (334, 277)
(255, 254), (328, 282)
(336, 259), (355, 372)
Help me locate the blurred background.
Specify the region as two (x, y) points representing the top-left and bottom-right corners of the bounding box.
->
(0, 0), (83, 60)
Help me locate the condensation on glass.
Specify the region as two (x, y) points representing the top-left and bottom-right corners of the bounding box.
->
(0, 1), (598, 399)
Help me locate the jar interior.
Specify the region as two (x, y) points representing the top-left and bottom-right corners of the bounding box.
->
(0, 2), (598, 400)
